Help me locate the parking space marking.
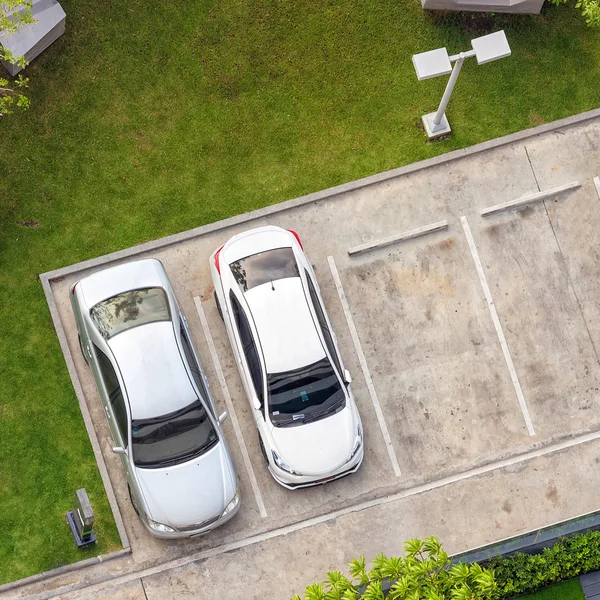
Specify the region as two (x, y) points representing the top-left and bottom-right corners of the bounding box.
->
(347, 220), (448, 256)
(460, 217), (536, 437)
(594, 176), (600, 200)
(193, 297), (268, 518)
(480, 181), (581, 217)
(327, 255), (402, 477)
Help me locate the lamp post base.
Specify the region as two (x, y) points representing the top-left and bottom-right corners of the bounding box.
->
(66, 511), (96, 548)
(422, 112), (451, 139)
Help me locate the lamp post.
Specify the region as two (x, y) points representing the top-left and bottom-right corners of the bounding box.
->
(412, 30), (511, 140)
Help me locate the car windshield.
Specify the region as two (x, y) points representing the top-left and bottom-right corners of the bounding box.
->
(267, 358), (345, 427)
(131, 400), (218, 468)
(230, 247), (299, 292)
(90, 287), (170, 340)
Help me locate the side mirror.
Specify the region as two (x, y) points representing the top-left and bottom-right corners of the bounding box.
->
(344, 369), (353, 385)
(218, 411), (228, 424)
(112, 446), (127, 455)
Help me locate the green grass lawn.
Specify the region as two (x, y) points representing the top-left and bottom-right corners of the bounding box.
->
(519, 579), (586, 599)
(1, 0), (600, 585)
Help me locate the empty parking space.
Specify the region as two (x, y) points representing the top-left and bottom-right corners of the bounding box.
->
(525, 127), (600, 367)
(329, 227), (533, 478)
(467, 199), (600, 440)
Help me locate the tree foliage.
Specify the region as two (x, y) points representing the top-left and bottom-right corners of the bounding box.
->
(1, 0), (34, 117)
(291, 537), (498, 600)
(549, 0), (600, 27)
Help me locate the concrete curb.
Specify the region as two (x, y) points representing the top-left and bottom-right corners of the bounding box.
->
(453, 507), (600, 564)
(5, 278), (133, 594)
(0, 549), (131, 594)
(39, 277), (130, 549)
(359, 508), (600, 597)
(40, 106), (600, 282)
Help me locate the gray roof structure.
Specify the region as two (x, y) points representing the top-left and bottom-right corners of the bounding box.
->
(421, 0), (544, 14)
(1, 0), (65, 76)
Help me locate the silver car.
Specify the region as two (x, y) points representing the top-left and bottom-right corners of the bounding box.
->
(70, 258), (239, 538)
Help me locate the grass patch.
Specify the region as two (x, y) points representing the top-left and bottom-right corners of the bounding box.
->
(518, 579), (586, 599)
(1, 0), (599, 584)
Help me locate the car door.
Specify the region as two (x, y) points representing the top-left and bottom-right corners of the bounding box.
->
(90, 343), (130, 472)
(228, 290), (265, 419)
(179, 317), (217, 419)
(71, 289), (94, 363)
(304, 270), (345, 380)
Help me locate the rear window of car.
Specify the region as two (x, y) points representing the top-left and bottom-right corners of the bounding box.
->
(90, 287), (170, 340)
(230, 247), (299, 292)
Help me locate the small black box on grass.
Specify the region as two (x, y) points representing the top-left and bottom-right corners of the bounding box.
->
(66, 488), (96, 548)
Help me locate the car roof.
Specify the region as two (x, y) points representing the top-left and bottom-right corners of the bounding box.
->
(108, 321), (197, 420)
(79, 259), (165, 309)
(244, 277), (325, 374)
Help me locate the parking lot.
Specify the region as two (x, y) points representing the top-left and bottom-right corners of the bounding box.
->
(40, 117), (600, 592)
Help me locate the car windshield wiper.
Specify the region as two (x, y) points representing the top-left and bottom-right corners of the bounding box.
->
(271, 413), (306, 427)
(303, 398), (345, 423)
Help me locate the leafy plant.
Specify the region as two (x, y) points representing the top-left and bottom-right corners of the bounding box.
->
(489, 531), (600, 598)
(548, 0), (600, 27)
(0, 0), (35, 116)
(292, 537), (498, 600)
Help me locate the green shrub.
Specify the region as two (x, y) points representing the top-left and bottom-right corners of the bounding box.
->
(292, 532), (600, 600)
(292, 537), (498, 600)
(489, 530), (600, 598)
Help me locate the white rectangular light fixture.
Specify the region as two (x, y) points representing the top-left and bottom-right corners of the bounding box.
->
(412, 47), (452, 81)
(412, 30), (511, 140)
(471, 30), (511, 65)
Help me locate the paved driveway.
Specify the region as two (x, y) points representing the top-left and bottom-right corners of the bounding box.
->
(14, 113), (600, 600)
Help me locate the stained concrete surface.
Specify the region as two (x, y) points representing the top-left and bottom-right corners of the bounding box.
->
(10, 116), (600, 600)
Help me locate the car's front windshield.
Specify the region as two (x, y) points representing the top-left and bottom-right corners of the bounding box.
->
(267, 358), (345, 427)
(131, 400), (218, 468)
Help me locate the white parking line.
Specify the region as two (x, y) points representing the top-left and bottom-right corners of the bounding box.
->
(594, 176), (600, 200)
(460, 217), (536, 437)
(193, 297), (268, 518)
(327, 255), (402, 477)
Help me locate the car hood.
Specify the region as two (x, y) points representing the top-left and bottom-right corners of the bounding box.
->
(135, 441), (236, 529)
(270, 406), (357, 476)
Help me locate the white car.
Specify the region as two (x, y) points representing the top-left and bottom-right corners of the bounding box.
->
(210, 226), (364, 489)
(70, 258), (240, 537)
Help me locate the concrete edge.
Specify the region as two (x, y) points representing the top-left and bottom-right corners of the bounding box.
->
(40, 106), (600, 283)
(358, 508), (600, 596)
(453, 507), (600, 563)
(39, 275), (130, 551)
(0, 548), (131, 595)
(481, 180), (582, 217)
(347, 220), (449, 256)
